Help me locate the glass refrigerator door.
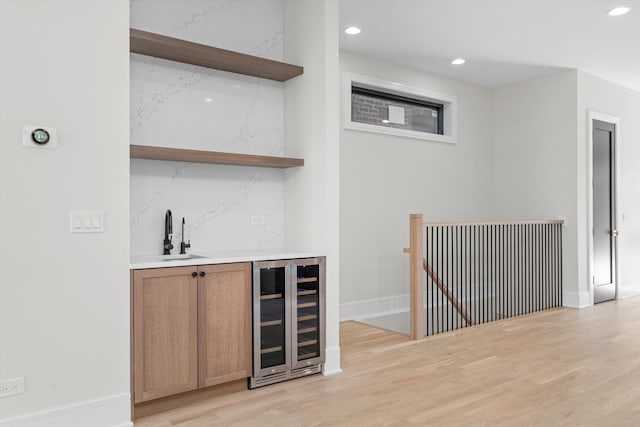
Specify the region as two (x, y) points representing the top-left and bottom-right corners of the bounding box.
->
(292, 258), (325, 368)
(253, 260), (291, 376)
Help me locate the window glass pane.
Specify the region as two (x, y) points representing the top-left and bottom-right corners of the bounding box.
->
(351, 86), (443, 135)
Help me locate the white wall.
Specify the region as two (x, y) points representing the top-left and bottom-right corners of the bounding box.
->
(339, 52), (494, 311)
(577, 71), (640, 295)
(284, 0), (341, 374)
(0, 1), (130, 425)
(130, 0), (286, 256)
(490, 71), (580, 305)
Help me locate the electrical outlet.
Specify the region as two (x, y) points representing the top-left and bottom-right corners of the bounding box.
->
(251, 216), (265, 225)
(0, 377), (24, 398)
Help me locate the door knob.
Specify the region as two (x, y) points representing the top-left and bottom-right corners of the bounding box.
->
(199, 271), (206, 277)
(612, 230), (619, 237)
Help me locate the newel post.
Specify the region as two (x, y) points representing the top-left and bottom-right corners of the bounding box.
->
(409, 213), (424, 339)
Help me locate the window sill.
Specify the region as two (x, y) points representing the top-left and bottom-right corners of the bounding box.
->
(344, 120), (457, 145)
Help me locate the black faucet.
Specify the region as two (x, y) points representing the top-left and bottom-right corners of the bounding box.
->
(180, 217), (191, 255)
(163, 209), (173, 255)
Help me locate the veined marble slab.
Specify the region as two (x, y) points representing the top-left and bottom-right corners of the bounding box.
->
(130, 0), (286, 256)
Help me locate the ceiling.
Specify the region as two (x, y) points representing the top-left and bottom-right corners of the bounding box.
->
(339, 0), (640, 91)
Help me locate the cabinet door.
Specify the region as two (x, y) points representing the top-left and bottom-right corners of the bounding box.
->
(198, 263), (252, 387)
(133, 267), (198, 403)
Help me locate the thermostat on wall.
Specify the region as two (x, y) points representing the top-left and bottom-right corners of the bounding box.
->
(22, 125), (57, 148)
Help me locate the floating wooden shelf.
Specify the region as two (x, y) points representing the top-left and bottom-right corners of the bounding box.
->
(130, 28), (303, 82)
(130, 145), (304, 169)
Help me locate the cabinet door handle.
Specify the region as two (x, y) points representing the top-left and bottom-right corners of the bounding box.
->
(199, 271), (206, 277)
(192, 272), (198, 277)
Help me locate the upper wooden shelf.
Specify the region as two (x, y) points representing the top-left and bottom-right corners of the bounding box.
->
(130, 145), (304, 169)
(130, 28), (303, 82)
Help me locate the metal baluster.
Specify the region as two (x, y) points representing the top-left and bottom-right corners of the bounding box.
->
(455, 226), (459, 330)
(498, 225), (502, 320)
(559, 224), (563, 306)
(467, 226), (471, 327)
(446, 226), (450, 333)
(431, 226), (435, 335)
(515, 225), (522, 316)
(480, 226), (484, 324)
(508, 224), (511, 318)
(492, 225), (495, 321)
(425, 227), (429, 336)
(436, 227), (445, 332)
(484, 225), (488, 324)
(545, 224), (549, 310)
(529, 224), (533, 314)
(472, 225), (476, 326)
(538, 224), (542, 312)
(552, 224), (557, 308)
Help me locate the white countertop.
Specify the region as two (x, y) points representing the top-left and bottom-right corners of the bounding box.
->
(130, 249), (324, 269)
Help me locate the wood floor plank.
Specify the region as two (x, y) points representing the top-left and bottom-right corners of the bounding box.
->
(135, 297), (640, 426)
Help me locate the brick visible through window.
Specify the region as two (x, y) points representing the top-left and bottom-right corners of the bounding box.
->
(351, 86), (444, 135)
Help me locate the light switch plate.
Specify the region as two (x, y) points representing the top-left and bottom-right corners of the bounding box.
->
(70, 211), (104, 233)
(251, 216), (265, 225)
(22, 125), (58, 148)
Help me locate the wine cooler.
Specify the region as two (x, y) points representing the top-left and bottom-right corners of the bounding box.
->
(251, 257), (325, 388)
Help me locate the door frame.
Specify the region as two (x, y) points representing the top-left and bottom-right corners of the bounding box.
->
(587, 110), (621, 305)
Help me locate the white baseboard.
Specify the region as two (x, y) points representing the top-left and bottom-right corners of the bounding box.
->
(0, 393), (131, 427)
(323, 346), (342, 376)
(343, 289), (589, 320)
(340, 288), (495, 322)
(619, 282), (640, 299)
(340, 295), (409, 321)
(563, 291), (592, 308)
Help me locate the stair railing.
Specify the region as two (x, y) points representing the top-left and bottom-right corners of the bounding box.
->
(405, 214), (564, 339)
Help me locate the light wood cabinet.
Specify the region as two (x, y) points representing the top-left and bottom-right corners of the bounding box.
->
(133, 267), (198, 403)
(132, 262), (251, 404)
(198, 263), (252, 387)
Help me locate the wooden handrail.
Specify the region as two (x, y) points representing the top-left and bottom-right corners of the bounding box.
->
(423, 258), (473, 327)
(423, 219), (565, 227)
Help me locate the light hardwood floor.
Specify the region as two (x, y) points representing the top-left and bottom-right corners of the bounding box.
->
(135, 297), (640, 426)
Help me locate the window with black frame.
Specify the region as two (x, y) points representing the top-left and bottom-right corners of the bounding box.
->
(351, 85), (444, 135)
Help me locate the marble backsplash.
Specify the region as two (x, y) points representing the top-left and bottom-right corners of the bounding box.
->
(130, 0), (286, 255)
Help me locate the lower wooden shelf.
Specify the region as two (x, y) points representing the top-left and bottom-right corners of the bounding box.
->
(130, 144), (304, 168)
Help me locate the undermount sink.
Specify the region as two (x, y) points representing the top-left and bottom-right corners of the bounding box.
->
(159, 253), (205, 261)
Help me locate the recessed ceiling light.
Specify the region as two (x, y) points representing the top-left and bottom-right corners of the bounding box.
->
(608, 6), (631, 16)
(451, 58), (466, 65)
(345, 27), (361, 35)
(204, 98), (213, 103)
